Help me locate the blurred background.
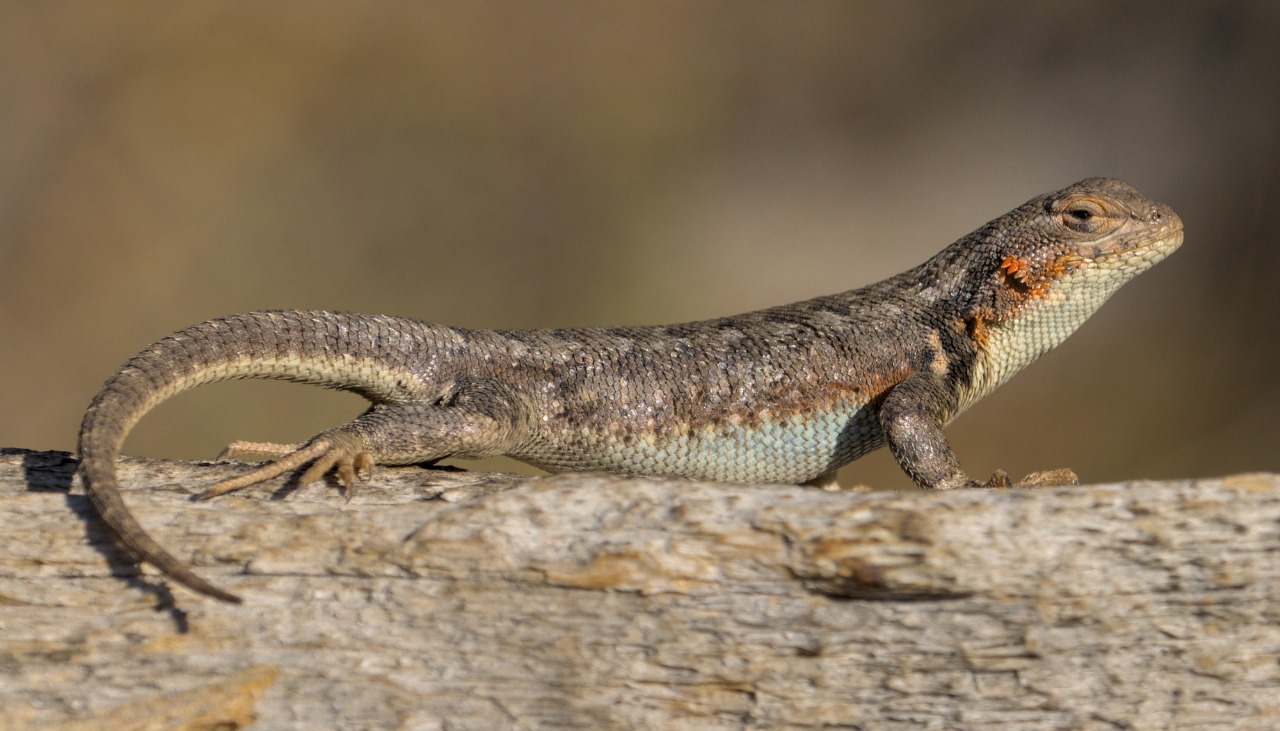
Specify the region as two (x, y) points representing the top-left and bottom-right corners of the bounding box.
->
(2, 2), (1276, 489)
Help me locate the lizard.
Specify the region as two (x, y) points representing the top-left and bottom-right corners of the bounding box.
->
(77, 177), (1183, 604)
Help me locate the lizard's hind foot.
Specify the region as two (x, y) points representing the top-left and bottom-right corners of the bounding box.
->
(200, 439), (374, 500)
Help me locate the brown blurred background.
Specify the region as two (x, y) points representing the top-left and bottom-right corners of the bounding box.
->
(2, 2), (1277, 489)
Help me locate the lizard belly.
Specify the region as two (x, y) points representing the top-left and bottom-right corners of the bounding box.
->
(518, 402), (881, 484)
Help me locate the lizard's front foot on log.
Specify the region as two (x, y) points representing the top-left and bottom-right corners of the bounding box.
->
(981, 468), (1080, 489)
(201, 438), (374, 500)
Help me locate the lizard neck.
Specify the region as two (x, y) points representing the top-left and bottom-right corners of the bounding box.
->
(953, 260), (1153, 416)
(901, 203), (1182, 419)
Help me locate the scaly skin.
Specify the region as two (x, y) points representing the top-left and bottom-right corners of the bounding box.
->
(77, 177), (1183, 603)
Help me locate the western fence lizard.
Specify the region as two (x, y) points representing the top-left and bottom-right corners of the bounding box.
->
(77, 177), (1183, 603)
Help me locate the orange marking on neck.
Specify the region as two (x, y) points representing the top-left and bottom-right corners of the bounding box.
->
(999, 256), (1050, 296)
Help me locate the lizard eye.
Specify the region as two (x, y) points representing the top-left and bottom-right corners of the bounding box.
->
(1059, 198), (1107, 233)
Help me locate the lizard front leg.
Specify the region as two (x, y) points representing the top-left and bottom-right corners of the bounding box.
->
(201, 376), (534, 499)
(878, 372), (1078, 490)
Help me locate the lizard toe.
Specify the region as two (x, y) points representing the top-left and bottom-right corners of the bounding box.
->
(218, 440), (303, 460)
(296, 445), (375, 499)
(198, 439), (333, 499)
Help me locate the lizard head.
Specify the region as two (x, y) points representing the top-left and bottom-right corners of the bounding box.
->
(990, 177), (1184, 305)
(946, 177), (1183, 400)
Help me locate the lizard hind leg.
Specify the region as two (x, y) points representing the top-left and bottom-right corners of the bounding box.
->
(199, 378), (532, 500)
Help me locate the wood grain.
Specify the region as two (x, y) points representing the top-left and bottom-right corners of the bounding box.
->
(2, 448), (1277, 730)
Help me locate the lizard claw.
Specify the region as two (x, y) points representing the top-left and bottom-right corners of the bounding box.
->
(199, 439), (375, 500)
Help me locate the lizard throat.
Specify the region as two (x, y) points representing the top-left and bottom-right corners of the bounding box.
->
(956, 230), (1182, 415)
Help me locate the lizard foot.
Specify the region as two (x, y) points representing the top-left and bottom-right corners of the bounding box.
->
(199, 439), (375, 500)
(981, 468), (1079, 489)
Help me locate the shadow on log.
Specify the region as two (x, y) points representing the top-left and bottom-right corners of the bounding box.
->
(2, 447), (1278, 730)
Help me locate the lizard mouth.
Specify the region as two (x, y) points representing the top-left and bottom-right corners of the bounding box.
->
(1079, 220), (1184, 265)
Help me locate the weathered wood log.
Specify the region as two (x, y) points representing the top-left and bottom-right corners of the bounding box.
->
(1, 447), (1278, 730)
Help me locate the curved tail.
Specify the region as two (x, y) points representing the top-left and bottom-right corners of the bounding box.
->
(77, 310), (434, 603)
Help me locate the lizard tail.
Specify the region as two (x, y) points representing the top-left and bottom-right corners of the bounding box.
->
(77, 310), (436, 604)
